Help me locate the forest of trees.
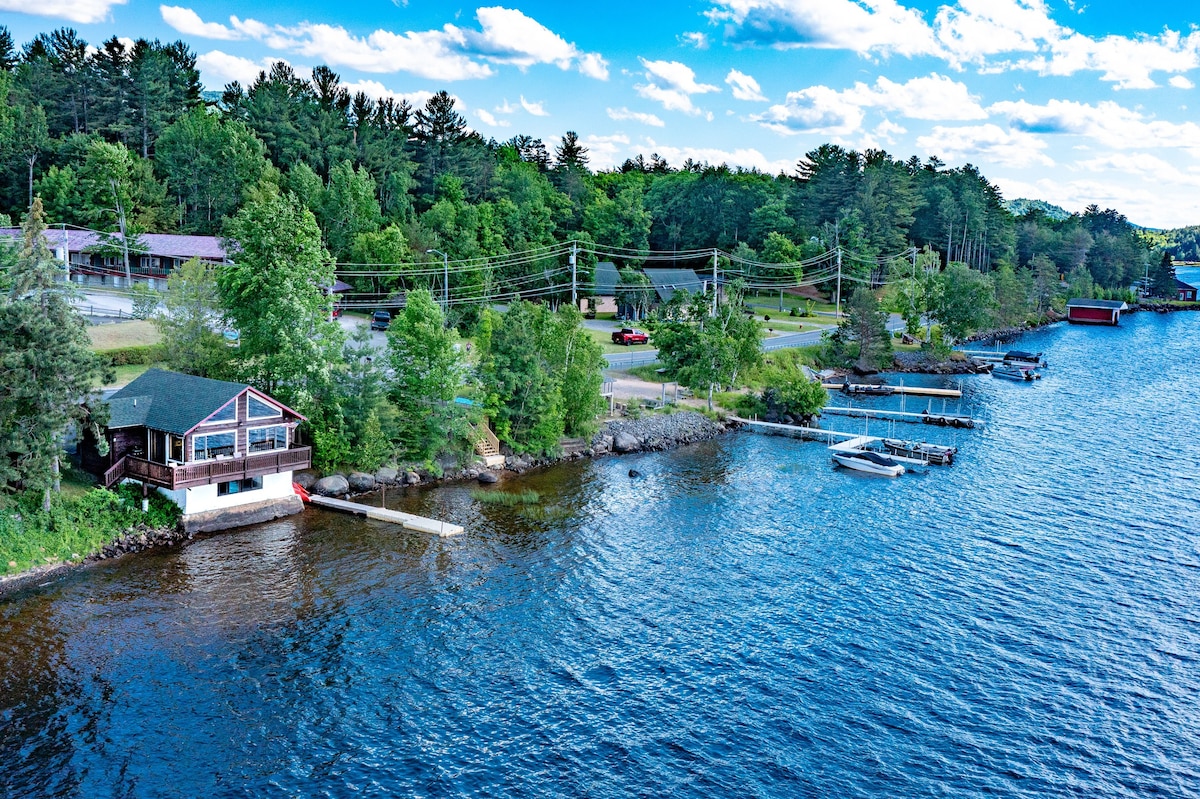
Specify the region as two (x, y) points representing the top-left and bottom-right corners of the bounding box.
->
(0, 24), (1159, 309)
(0, 24), (1182, 474)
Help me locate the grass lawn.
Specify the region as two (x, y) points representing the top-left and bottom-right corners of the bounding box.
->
(586, 328), (656, 354)
(103, 362), (161, 388)
(758, 319), (829, 334)
(88, 320), (161, 351)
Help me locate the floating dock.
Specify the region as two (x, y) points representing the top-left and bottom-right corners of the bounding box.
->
(731, 419), (945, 466)
(308, 495), (464, 536)
(822, 382), (962, 398)
(821, 406), (983, 427)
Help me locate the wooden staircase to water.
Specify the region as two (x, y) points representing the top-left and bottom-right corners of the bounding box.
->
(470, 419), (506, 468)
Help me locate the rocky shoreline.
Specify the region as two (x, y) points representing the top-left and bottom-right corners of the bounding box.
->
(0, 521), (190, 598)
(303, 410), (737, 498)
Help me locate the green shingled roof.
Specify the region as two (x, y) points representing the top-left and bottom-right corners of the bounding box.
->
(645, 269), (703, 303)
(107, 369), (248, 435)
(593, 261), (620, 295)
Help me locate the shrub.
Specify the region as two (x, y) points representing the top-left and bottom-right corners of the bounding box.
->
(104, 344), (168, 366)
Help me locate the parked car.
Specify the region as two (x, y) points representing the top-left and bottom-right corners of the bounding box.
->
(370, 310), (392, 331)
(611, 327), (649, 345)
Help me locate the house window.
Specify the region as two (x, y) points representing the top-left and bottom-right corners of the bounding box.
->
(204, 400), (237, 424)
(169, 435), (184, 463)
(248, 396), (281, 419)
(248, 425), (287, 453)
(193, 432), (235, 460)
(218, 476), (262, 496)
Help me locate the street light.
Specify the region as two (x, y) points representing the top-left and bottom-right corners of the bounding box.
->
(426, 248), (448, 312)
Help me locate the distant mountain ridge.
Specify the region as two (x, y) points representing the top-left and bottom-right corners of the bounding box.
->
(1005, 198), (1071, 220)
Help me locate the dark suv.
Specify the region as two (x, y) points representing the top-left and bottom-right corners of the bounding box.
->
(370, 310), (391, 331)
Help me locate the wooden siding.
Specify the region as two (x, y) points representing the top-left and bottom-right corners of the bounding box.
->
(106, 446), (311, 490)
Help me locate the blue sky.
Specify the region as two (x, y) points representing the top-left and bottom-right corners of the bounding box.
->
(4, 0), (1200, 227)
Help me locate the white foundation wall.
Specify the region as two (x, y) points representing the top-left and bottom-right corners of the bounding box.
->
(156, 471), (295, 516)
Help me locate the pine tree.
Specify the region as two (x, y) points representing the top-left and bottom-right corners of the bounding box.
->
(0, 198), (106, 508)
(1149, 251), (1176, 299)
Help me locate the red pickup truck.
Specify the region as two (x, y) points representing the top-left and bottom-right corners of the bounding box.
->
(611, 327), (649, 345)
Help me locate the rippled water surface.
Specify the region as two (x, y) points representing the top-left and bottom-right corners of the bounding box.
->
(3, 312), (1200, 798)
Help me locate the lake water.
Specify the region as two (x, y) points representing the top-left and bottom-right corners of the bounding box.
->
(3, 311), (1200, 798)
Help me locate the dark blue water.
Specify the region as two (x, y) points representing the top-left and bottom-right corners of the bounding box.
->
(3, 312), (1200, 798)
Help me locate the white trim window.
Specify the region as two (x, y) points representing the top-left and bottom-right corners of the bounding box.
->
(247, 395), (282, 420)
(248, 425), (287, 453)
(193, 431), (235, 460)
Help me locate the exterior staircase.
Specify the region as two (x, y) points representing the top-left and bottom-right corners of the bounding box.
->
(471, 419), (506, 468)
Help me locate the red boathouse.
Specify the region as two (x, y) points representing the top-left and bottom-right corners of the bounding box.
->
(1065, 298), (1128, 325)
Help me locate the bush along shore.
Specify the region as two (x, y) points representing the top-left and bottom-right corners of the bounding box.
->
(0, 485), (185, 597)
(301, 411), (737, 498)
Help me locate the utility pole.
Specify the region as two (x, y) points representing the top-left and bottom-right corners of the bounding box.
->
(835, 246), (843, 320)
(712, 248), (718, 317)
(570, 241), (578, 309)
(426, 248), (449, 314)
(911, 246), (918, 323)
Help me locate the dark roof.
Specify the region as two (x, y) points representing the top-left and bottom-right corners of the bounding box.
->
(108, 369), (248, 435)
(644, 268), (703, 303)
(1175, 278), (1197, 290)
(593, 261), (620, 295)
(0, 228), (226, 261)
(1066, 298), (1128, 310)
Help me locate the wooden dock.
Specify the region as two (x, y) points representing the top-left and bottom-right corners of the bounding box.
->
(308, 495), (464, 536)
(821, 406), (983, 426)
(822, 382), (962, 398)
(731, 419), (941, 466)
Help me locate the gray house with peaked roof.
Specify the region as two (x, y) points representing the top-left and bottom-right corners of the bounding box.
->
(645, 269), (705, 304)
(85, 369), (310, 531)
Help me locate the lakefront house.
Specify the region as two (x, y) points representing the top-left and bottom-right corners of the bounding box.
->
(84, 369), (310, 532)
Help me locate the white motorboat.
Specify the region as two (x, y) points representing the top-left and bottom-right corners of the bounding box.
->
(992, 364), (1038, 381)
(830, 450), (906, 477)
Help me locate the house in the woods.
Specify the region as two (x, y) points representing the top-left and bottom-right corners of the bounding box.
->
(84, 369), (310, 532)
(1175, 278), (1197, 302)
(645, 268), (706, 305)
(1065, 298), (1129, 325)
(0, 228), (227, 288)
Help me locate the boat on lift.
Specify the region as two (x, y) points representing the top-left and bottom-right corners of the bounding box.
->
(1003, 350), (1046, 368)
(882, 438), (957, 465)
(830, 449), (906, 477)
(992, 364), (1039, 381)
(841, 381), (895, 396)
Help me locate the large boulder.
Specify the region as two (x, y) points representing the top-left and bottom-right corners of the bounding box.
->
(348, 472), (376, 493)
(405, 471), (421, 485)
(312, 474), (349, 496)
(292, 471), (318, 491)
(613, 432), (641, 453)
(477, 471), (499, 484)
(375, 466), (398, 485)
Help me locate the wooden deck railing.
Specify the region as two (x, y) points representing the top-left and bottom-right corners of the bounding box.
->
(106, 446), (311, 490)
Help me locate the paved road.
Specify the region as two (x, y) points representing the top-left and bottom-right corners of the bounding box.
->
(603, 314), (907, 368)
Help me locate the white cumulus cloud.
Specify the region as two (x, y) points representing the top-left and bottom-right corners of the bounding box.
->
(475, 108), (509, 127)
(0, 0), (126, 24)
(635, 58), (720, 116)
(706, 0), (940, 58)
(161, 5), (607, 82)
(726, 69), (767, 101)
(607, 107), (666, 127)
(916, 123), (1053, 168)
(195, 50), (307, 88)
(520, 96), (549, 116)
